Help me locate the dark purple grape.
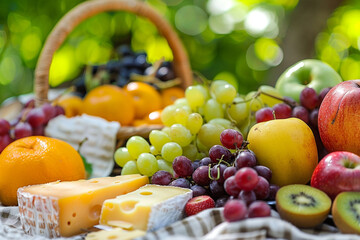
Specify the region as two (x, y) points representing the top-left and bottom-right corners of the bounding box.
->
(223, 166), (237, 180)
(253, 165), (272, 182)
(255, 107), (274, 123)
(300, 87), (319, 110)
(248, 201), (271, 218)
(238, 190), (256, 206)
(199, 157), (212, 166)
(223, 199), (247, 222)
(192, 166), (211, 186)
(210, 164), (227, 183)
(235, 150), (257, 169)
(209, 145), (232, 163)
(235, 167), (259, 191)
(309, 108), (319, 128)
(253, 176), (270, 200)
(0, 134), (13, 152)
(191, 185), (208, 197)
(192, 160), (200, 171)
(224, 176), (241, 197)
(283, 96), (297, 108)
(220, 129), (243, 149)
(209, 180), (226, 198)
(32, 125), (45, 136)
(267, 184), (280, 201)
(14, 122), (32, 140)
(169, 178), (191, 188)
(273, 103), (292, 119)
(318, 87), (332, 104)
(0, 119), (11, 135)
(215, 196), (229, 207)
(292, 106), (309, 124)
(173, 156), (193, 177)
(26, 108), (46, 128)
(151, 170), (173, 185)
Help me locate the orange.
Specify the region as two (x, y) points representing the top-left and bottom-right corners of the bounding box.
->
(133, 110), (163, 126)
(0, 136), (86, 206)
(82, 85), (135, 126)
(125, 82), (162, 119)
(54, 95), (83, 118)
(161, 87), (185, 107)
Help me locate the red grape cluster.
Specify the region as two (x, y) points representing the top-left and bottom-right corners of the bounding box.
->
(255, 87), (332, 159)
(0, 100), (65, 152)
(151, 129), (278, 217)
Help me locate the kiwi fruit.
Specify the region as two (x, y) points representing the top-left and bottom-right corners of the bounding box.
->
(276, 184), (331, 228)
(332, 191), (360, 234)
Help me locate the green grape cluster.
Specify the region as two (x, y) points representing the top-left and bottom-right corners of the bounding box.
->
(114, 79), (284, 177)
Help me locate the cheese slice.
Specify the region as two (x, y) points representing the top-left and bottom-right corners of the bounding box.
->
(85, 228), (145, 240)
(100, 184), (192, 231)
(17, 174), (149, 238)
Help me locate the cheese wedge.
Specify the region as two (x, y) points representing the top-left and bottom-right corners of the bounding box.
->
(85, 228), (145, 240)
(17, 174), (149, 238)
(100, 184), (192, 231)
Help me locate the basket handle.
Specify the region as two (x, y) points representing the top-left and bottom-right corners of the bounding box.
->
(34, 0), (192, 106)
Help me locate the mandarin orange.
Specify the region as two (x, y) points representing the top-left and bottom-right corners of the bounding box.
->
(160, 87), (185, 107)
(54, 95), (83, 118)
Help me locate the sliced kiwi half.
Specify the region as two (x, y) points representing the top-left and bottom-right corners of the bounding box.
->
(276, 184), (331, 228)
(332, 191), (360, 234)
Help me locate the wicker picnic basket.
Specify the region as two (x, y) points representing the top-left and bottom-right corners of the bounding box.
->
(34, 0), (193, 144)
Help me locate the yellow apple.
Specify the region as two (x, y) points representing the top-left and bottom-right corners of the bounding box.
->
(247, 118), (318, 186)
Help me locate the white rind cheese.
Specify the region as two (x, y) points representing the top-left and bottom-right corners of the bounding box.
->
(45, 114), (120, 178)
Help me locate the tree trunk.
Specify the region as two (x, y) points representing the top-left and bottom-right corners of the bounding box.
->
(267, 0), (344, 86)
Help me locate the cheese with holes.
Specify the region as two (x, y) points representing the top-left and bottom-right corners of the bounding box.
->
(17, 174), (148, 238)
(100, 184), (192, 231)
(85, 228), (145, 240)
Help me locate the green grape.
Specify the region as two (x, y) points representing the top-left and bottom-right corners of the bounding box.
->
(136, 153), (158, 176)
(246, 91), (263, 112)
(169, 124), (192, 147)
(174, 107), (189, 125)
(182, 144), (198, 160)
(174, 98), (189, 107)
(204, 98), (224, 122)
(121, 160), (140, 175)
(114, 147), (134, 167)
(162, 126), (171, 136)
(161, 105), (177, 126)
(161, 142), (183, 163)
(150, 145), (160, 156)
(186, 113), (203, 134)
(126, 136), (150, 159)
(185, 86), (205, 109)
(208, 118), (239, 131)
(196, 85), (210, 101)
(197, 123), (225, 151)
(210, 80), (228, 98)
(258, 85), (283, 107)
(227, 96), (249, 125)
(213, 83), (237, 104)
(157, 159), (174, 175)
(149, 130), (171, 150)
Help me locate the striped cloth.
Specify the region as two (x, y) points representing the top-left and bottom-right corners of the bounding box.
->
(1, 204), (360, 240)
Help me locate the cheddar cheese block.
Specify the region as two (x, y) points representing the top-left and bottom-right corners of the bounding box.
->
(17, 174), (148, 238)
(100, 184), (192, 231)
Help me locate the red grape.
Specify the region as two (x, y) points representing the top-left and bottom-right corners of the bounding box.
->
(192, 160), (200, 171)
(223, 166), (237, 180)
(26, 108), (46, 128)
(215, 196), (228, 207)
(235, 167), (259, 191)
(224, 176), (241, 197)
(169, 178), (191, 188)
(192, 166), (211, 186)
(220, 129), (243, 149)
(223, 199), (247, 222)
(0, 119), (11, 135)
(0, 134), (13, 152)
(292, 106), (309, 124)
(300, 87), (319, 110)
(267, 184), (280, 201)
(318, 87), (331, 104)
(253, 176), (270, 200)
(238, 190), (256, 206)
(191, 185), (208, 197)
(235, 150), (257, 169)
(273, 103), (292, 119)
(255, 107), (274, 123)
(248, 201), (271, 218)
(210, 164), (227, 183)
(32, 125), (45, 136)
(309, 108), (319, 128)
(253, 165), (272, 182)
(54, 106), (65, 116)
(209, 180), (226, 198)
(199, 157), (211, 166)
(41, 103), (57, 123)
(209, 145), (232, 163)
(151, 170), (173, 185)
(14, 122), (32, 140)
(173, 156), (193, 177)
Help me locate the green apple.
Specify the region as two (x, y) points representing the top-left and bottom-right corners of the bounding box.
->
(247, 117), (318, 186)
(275, 59), (343, 102)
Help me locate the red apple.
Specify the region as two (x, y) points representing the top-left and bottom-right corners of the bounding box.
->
(311, 151), (360, 200)
(318, 80), (360, 155)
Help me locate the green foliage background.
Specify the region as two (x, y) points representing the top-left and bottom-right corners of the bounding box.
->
(0, 0), (359, 104)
